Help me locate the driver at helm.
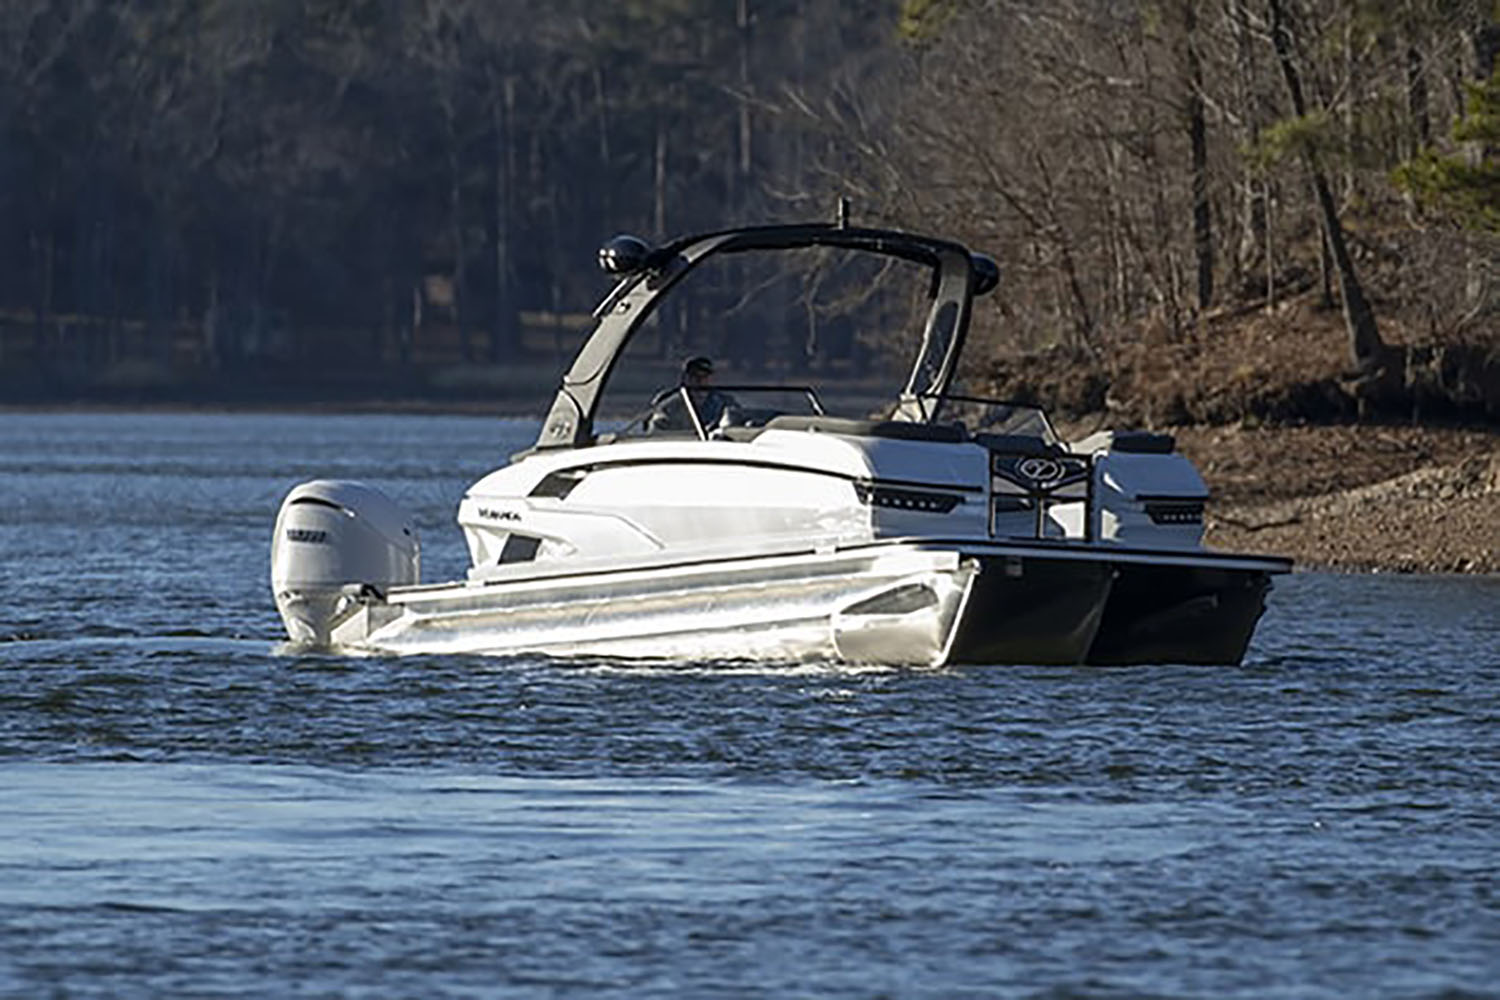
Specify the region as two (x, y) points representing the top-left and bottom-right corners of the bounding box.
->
(648, 356), (736, 433)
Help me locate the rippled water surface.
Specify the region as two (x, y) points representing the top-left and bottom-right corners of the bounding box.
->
(2, 412), (1498, 998)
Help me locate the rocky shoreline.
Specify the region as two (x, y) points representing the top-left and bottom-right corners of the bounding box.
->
(1170, 425), (1500, 574)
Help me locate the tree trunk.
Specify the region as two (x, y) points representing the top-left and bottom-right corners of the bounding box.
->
(443, 99), (469, 364)
(204, 263), (221, 370)
(1318, 228), (1333, 308)
(737, 0), (753, 182)
(490, 67), (519, 364)
(1229, 0), (1265, 287)
(1472, 20), (1500, 84)
(1340, 7), (1356, 198)
(1406, 38), (1429, 155)
(35, 226), (55, 356)
(1182, 1), (1213, 311)
(1264, 181), (1275, 309)
(1268, 0), (1387, 373)
(450, 170), (468, 363)
(1034, 150), (1096, 351)
(147, 222), (172, 363)
(654, 115), (668, 238)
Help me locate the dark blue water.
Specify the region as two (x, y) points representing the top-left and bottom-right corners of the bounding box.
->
(2, 412), (1498, 999)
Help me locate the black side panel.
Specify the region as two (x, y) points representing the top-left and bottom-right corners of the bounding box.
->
(529, 471), (585, 499)
(499, 535), (543, 564)
(947, 557), (1114, 665)
(1086, 564), (1271, 665)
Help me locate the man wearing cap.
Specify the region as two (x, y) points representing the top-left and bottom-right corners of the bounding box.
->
(648, 356), (736, 434)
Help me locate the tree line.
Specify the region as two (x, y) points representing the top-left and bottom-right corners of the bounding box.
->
(2, 0), (1498, 412)
(844, 0), (1500, 415)
(0, 0), (890, 379)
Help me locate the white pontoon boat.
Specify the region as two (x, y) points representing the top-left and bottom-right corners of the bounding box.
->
(271, 221), (1290, 665)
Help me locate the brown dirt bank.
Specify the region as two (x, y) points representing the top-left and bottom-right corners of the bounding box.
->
(1171, 425), (1500, 574)
(986, 294), (1500, 429)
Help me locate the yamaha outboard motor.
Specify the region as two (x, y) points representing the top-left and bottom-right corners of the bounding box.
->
(271, 480), (420, 646)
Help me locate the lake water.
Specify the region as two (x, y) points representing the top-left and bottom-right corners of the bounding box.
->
(1, 411), (1498, 999)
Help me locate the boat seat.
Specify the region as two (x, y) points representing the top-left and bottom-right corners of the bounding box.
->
(972, 433), (1062, 456)
(764, 415), (968, 443)
(1071, 429), (1176, 454)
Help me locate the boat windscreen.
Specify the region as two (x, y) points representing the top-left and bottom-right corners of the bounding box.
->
(603, 384), (826, 441)
(923, 394), (1058, 444)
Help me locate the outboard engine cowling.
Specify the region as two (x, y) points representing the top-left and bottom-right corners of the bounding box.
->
(271, 480), (420, 645)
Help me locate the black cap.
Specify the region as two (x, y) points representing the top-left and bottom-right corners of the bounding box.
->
(683, 356), (714, 377)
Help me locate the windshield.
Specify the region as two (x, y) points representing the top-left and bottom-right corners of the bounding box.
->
(595, 247), (931, 433)
(917, 393), (1058, 444)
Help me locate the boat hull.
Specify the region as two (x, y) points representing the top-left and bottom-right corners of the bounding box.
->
(922, 543), (1279, 666)
(946, 554), (1114, 665)
(300, 540), (1286, 667)
(1085, 562), (1272, 666)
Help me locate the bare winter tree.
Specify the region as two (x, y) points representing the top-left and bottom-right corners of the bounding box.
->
(1266, 0), (1389, 380)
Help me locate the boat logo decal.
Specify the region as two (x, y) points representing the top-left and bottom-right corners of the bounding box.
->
(1016, 457), (1065, 485)
(992, 453), (1090, 498)
(477, 508), (522, 522)
(285, 528), (329, 544)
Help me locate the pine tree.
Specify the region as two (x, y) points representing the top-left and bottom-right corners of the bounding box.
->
(1396, 70), (1500, 231)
